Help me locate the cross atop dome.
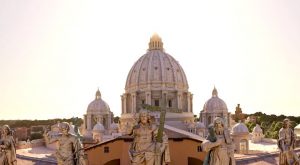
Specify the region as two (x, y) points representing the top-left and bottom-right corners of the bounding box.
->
(148, 33), (164, 51)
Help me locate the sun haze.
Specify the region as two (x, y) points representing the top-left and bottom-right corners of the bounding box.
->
(0, 0), (299, 119)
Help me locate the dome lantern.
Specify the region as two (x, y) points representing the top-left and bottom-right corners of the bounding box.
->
(148, 33), (164, 51)
(95, 88), (101, 100)
(212, 86), (218, 97)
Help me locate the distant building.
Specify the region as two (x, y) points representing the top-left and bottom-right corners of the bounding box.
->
(82, 89), (113, 138)
(199, 87), (231, 128)
(30, 125), (46, 134)
(232, 104), (245, 122)
(231, 121), (250, 154)
(14, 127), (29, 141)
(82, 89), (121, 144)
(251, 124), (264, 143)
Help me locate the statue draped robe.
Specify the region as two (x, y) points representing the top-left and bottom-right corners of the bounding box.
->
(52, 134), (85, 165)
(278, 128), (299, 165)
(0, 135), (17, 165)
(201, 130), (235, 165)
(129, 124), (170, 165)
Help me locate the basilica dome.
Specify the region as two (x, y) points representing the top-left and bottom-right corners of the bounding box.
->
(87, 89), (110, 114)
(120, 34), (194, 130)
(203, 87), (228, 112)
(125, 34), (188, 92)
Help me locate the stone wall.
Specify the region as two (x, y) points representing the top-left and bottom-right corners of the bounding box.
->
(17, 139), (45, 149)
(261, 138), (277, 144)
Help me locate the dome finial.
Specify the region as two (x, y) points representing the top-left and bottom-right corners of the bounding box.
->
(212, 86), (218, 97)
(148, 33), (163, 51)
(95, 88), (101, 100)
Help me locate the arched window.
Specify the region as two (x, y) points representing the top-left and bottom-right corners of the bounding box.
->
(240, 139), (247, 153)
(168, 100), (172, 107)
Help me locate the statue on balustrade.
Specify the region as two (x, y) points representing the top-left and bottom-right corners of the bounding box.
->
(201, 117), (235, 165)
(128, 109), (170, 165)
(0, 125), (17, 165)
(278, 118), (300, 165)
(44, 122), (86, 165)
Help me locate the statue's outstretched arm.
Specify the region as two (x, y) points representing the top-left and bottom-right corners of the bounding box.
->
(43, 132), (59, 144)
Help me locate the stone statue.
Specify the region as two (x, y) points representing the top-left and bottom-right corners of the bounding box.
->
(44, 122), (86, 165)
(0, 125), (17, 165)
(278, 118), (300, 165)
(201, 117), (235, 165)
(129, 109), (170, 165)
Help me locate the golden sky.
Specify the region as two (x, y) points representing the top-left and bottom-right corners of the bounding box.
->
(0, 0), (299, 119)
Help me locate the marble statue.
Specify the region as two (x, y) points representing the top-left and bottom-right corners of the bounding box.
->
(44, 122), (86, 165)
(0, 125), (17, 165)
(129, 109), (170, 165)
(278, 118), (300, 165)
(201, 117), (235, 165)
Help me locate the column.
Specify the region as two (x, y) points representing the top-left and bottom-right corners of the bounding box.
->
(190, 94), (193, 113)
(177, 93), (182, 109)
(108, 113), (111, 129)
(187, 93), (191, 112)
(146, 91), (151, 105)
(87, 115), (92, 130)
(123, 94), (127, 114)
(121, 95), (124, 114)
(132, 93), (136, 113)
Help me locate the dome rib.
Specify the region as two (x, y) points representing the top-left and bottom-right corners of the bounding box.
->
(165, 53), (178, 86)
(158, 51), (166, 83)
(175, 57), (188, 86)
(147, 51), (154, 85)
(125, 59), (138, 89)
(136, 54), (147, 86)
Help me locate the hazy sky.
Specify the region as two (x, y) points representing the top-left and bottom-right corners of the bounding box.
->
(0, 0), (299, 120)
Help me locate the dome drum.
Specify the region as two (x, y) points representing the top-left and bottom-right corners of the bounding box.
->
(122, 90), (192, 114)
